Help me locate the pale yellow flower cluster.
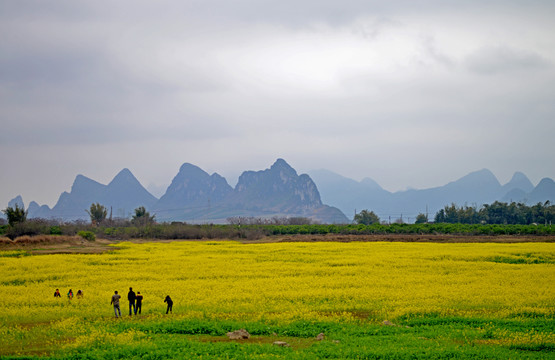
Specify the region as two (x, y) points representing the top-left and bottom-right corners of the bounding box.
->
(0, 241), (553, 325)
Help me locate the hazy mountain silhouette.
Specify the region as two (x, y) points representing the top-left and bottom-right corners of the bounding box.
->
(17, 160), (347, 223)
(8, 195), (24, 209)
(27, 201), (52, 219)
(8, 162), (553, 224)
(154, 159), (348, 223)
(527, 178), (555, 204)
(307, 169), (390, 220)
(308, 169), (553, 222)
(28, 169), (158, 221)
(153, 163), (234, 221)
(502, 172), (534, 193)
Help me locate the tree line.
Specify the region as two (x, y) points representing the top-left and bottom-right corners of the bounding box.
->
(433, 201), (554, 225)
(352, 201), (554, 226)
(2, 201), (554, 241)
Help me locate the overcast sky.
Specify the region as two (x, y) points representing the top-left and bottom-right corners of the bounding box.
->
(1, 0), (554, 208)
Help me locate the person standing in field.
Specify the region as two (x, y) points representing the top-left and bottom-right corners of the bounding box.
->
(67, 289), (73, 300)
(111, 290), (121, 318)
(164, 295), (173, 314)
(54, 289), (61, 298)
(128, 287), (136, 316)
(135, 291), (143, 315)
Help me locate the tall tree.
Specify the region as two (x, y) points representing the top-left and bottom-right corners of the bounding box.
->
(2, 204), (27, 226)
(354, 210), (380, 225)
(87, 203), (107, 226)
(132, 206), (155, 226)
(415, 213), (428, 224)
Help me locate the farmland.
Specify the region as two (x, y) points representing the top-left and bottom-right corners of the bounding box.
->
(0, 238), (554, 359)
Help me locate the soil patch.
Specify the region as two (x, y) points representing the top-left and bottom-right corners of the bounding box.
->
(262, 233), (555, 243)
(0, 236), (117, 254)
(1, 234), (553, 255)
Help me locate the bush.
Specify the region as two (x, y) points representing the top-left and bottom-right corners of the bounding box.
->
(3, 204), (27, 226)
(78, 231), (96, 242)
(49, 226), (62, 235)
(4, 220), (50, 240)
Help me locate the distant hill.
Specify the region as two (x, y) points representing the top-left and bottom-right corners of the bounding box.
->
(502, 172), (534, 194)
(308, 169), (554, 222)
(154, 159), (348, 223)
(7, 162), (553, 224)
(527, 178), (555, 204)
(16, 160), (348, 224)
(153, 162), (234, 221)
(8, 195), (24, 210)
(25, 168), (158, 221)
(307, 169), (390, 220)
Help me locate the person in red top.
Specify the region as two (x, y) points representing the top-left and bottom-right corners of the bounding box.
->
(54, 289), (61, 298)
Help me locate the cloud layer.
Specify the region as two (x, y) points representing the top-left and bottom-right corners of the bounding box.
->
(1, 0), (554, 208)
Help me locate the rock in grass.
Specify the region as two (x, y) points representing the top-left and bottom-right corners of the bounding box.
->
(316, 333), (325, 340)
(273, 341), (290, 347)
(227, 329), (250, 340)
(382, 320), (395, 326)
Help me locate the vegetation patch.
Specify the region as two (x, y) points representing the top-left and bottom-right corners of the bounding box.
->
(0, 241), (553, 358)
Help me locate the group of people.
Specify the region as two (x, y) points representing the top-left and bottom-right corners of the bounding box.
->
(54, 288), (83, 299)
(54, 287), (173, 317)
(110, 287), (173, 318)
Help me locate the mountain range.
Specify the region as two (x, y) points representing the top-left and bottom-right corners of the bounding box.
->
(8, 159), (348, 224)
(4, 160), (555, 224)
(308, 169), (555, 222)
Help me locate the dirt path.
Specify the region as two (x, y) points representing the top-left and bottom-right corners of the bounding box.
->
(1, 233), (553, 255)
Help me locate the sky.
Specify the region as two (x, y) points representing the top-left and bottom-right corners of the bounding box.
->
(1, 0), (554, 208)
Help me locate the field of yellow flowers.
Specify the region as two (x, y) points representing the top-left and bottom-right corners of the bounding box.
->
(1, 240), (553, 359)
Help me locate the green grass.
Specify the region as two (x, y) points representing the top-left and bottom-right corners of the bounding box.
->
(1, 316), (553, 359)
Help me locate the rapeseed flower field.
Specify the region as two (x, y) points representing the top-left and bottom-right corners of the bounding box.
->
(0, 240), (553, 359)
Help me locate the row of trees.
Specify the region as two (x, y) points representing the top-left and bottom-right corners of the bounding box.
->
(85, 203), (156, 226)
(352, 202), (554, 226)
(2, 203), (156, 227)
(433, 201), (554, 225)
(5, 201), (553, 228)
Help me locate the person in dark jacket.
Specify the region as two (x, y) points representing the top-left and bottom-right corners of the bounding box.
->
(128, 287), (136, 315)
(164, 295), (173, 314)
(54, 289), (61, 298)
(135, 291), (143, 315)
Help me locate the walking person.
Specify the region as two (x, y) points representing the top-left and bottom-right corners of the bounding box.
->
(128, 287), (136, 316)
(135, 292), (143, 315)
(164, 295), (173, 314)
(111, 291), (121, 318)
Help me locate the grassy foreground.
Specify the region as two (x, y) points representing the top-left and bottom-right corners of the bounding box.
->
(0, 240), (553, 359)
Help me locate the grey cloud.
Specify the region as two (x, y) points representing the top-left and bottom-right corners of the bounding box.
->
(465, 46), (551, 75)
(1, 0), (554, 209)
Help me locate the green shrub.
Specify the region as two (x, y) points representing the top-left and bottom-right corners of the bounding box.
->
(78, 230), (96, 241)
(49, 226), (62, 235)
(5, 220), (50, 240)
